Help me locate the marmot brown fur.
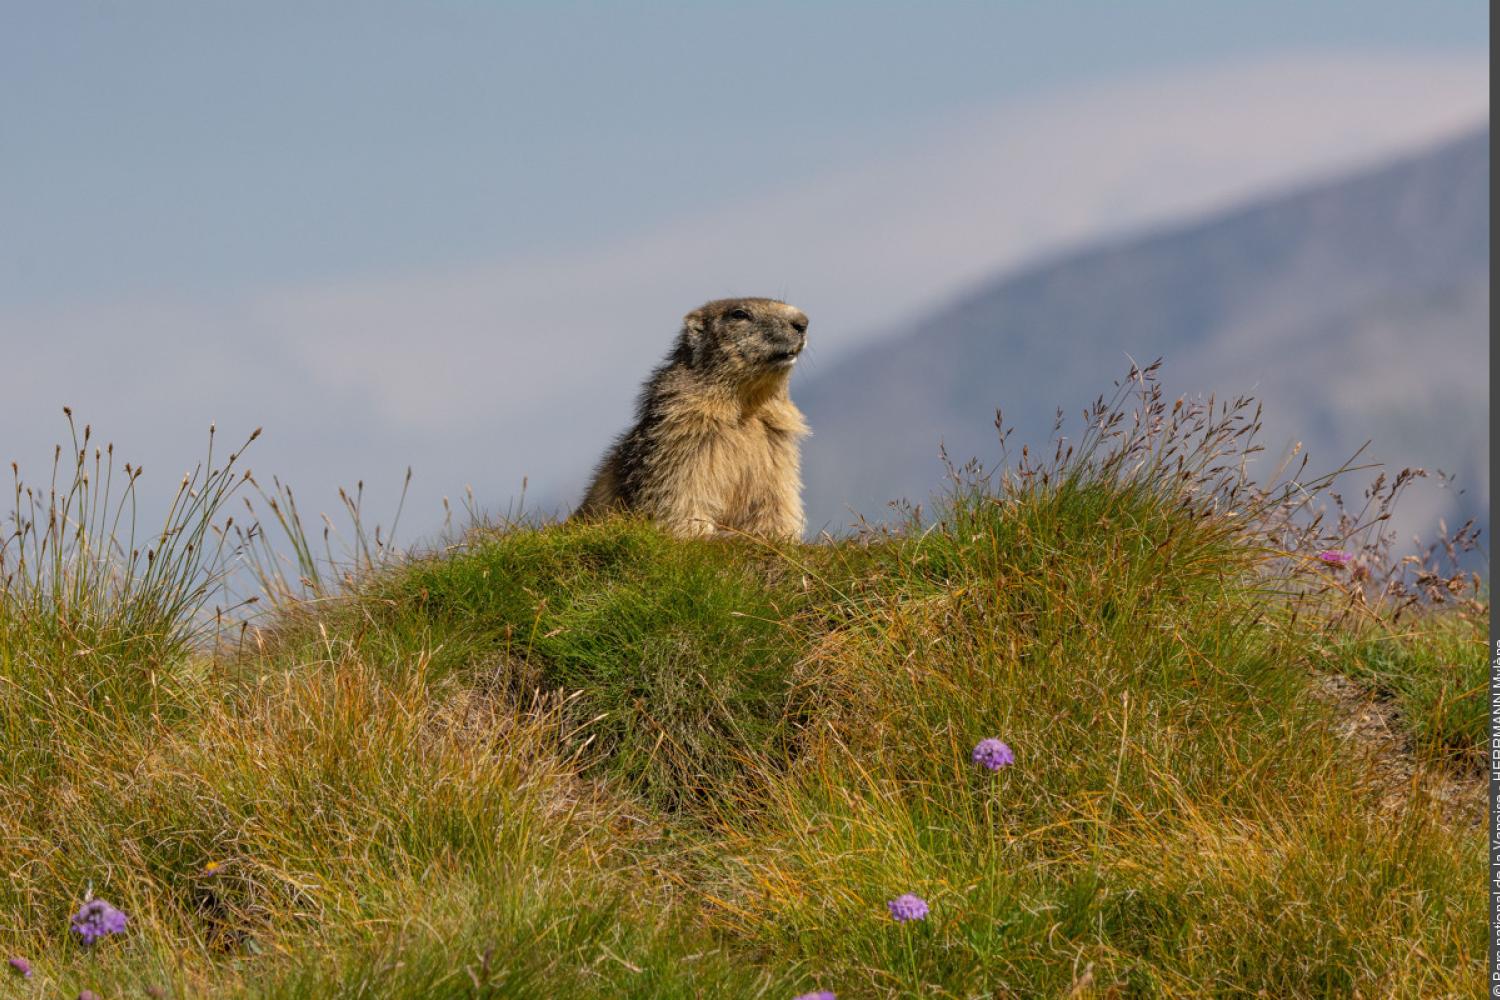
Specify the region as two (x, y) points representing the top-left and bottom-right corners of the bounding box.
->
(575, 297), (810, 539)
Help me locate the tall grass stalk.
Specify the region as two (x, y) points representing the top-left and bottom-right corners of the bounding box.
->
(234, 467), (412, 608)
(1, 411), (259, 661)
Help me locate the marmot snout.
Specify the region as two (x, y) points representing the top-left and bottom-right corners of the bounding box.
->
(574, 298), (811, 539)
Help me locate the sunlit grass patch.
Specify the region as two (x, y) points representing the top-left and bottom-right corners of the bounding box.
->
(1314, 609), (1486, 766)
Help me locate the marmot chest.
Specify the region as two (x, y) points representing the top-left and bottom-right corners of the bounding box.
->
(703, 415), (799, 516)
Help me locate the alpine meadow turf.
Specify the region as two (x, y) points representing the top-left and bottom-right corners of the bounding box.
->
(1, 371), (1485, 998)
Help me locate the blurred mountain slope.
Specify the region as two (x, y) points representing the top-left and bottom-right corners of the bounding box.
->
(797, 127), (1489, 547)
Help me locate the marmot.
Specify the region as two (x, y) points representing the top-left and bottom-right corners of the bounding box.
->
(575, 297), (810, 539)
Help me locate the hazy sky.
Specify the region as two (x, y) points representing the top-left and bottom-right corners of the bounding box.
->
(0, 3), (1488, 549)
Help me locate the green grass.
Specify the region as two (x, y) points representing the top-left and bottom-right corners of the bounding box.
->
(1, 383), (1485, 998)
(1314, 610), (1487, 766)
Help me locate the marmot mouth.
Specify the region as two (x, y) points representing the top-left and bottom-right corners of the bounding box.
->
(767, 350), (800, 366)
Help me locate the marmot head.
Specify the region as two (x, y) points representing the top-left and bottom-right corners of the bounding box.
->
(678, 297), (809, 385)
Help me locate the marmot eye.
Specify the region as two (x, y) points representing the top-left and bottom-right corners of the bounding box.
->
(728, 308), (753, 321)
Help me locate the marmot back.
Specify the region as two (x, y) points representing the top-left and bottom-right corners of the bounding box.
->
(575, 298), (810, 539)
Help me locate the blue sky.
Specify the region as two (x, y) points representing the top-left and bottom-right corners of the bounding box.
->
(2, 3), (1486, 304)
(0, 3), (1488, 548)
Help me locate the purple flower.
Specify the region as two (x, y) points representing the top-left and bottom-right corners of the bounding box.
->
(887, 893), (928, 923)
(70, 898), (128, 944)
(78, 992), (101, 1000)
(972, 737), (1015, 771)
(793, 993), (835, 1000)
(7, 956), (31, 978)
(1316, 549), (1353, 565)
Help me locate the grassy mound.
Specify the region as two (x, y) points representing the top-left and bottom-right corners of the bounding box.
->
(0, 379), (1484, 998)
